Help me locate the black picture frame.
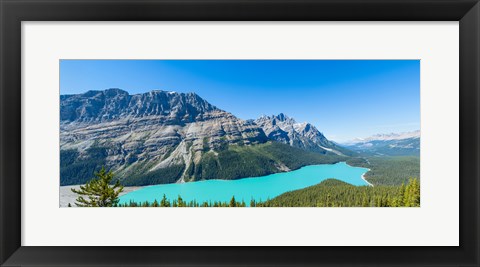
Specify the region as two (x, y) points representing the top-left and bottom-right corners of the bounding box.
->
(1, 0), (479, 266)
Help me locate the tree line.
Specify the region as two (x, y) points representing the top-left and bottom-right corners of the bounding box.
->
(346, 156), (420, 186)
(117, 195), (248, 207)
(115, 178), (420, 208)
(257, 178), (420, 207)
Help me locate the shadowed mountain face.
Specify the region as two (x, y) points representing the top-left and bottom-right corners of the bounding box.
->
(60, 89), (348, 186)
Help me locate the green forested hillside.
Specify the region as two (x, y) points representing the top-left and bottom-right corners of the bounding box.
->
(60, 147), (108, 185)
(257, 178), (420, 207)
(252, 155), (421, 207)
(185, 142), (345, 182)
(347, 156), (420, 186)
(61, 141), (346, 186)
(121, 164), (186, 186)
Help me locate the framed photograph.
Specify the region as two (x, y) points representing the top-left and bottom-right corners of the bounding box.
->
(1, 0), (479, 266)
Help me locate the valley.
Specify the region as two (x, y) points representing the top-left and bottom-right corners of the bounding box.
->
(60, 89), (348, 186)
(118, 162), (370, 206)
(60, 88), (420, 207)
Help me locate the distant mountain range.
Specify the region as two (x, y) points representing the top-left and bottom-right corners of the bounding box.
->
(342, 130), (420, 156)
(60, 89), (347, 186)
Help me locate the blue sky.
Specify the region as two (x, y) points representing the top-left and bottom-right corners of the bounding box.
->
(60, 60), (420, 142)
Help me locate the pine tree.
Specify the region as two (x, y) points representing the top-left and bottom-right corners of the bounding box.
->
(160, 194), (169, 207)
(411, 178), (420, 206)
(177, 195), (185, 207)
(362, 191), (369, 207)
(398, 182), (406, 206)
(403, 178), (420, 207)
(326, 193), (331, 207)
(229, 196), (237, 207)
(71, 167), (124, 207)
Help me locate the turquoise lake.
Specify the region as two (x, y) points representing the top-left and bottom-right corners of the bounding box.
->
(119, 162), (370, 206)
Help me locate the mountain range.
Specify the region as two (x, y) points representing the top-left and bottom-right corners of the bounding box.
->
(342, 130), (420, 156)
(254, 114), (351, 156)
(60, 89), (347, 186)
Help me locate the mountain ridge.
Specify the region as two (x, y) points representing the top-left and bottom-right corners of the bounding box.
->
(60, 89), (349, 186)
(254, 113), (350, 156)
(344, 130), (420, 144)
(342, 130), (420, 156)
(60, 88), (219, 124)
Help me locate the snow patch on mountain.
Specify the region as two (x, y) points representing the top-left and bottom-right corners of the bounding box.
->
(348, 130), (420, 144)
(342, 130), (420, 156)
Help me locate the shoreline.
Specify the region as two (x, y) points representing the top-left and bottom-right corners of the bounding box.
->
(344, 161), (374, 187)
(361, 169), (374, 187)
(61, 161), (373, 206)
(59, 185), (143, 207)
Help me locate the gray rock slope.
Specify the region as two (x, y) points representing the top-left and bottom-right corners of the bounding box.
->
(60, 89), (348, 185)
(255, 113), (348, 156)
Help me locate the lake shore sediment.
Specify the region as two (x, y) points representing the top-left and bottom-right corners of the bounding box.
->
(59, 185), (142, 207)
(361, 169), (374, 187)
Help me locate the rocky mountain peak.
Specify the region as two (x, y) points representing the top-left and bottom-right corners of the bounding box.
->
(104, 88), (129, 95)
(60, 89), (218, 123)
(275, 113), (288, 121)
(254, 114), (345, 155)
(293, 122), (311, 133)
(257, 113), (296, 125)
(60, 89), (351, 186)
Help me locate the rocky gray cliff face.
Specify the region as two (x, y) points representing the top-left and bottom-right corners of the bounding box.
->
(254, 113), (345, 155)
(60, 89), (268, 185)
(61, 88), (218, 124)
(60, 89), (349, 186)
